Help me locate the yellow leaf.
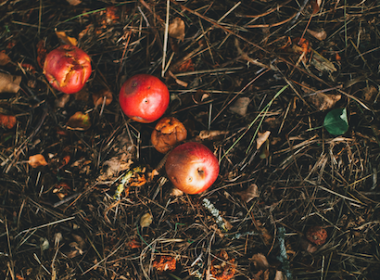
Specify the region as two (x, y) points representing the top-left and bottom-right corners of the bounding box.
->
(140, 213), (153, 228)
(55, 30), (78, 46)
(66, 112), (91, 131)
(28, 154), (48, 168)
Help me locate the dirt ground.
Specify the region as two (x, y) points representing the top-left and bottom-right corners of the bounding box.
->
(1, 0), (380, 279)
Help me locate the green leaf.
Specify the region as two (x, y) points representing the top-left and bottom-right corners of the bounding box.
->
(323, 108), (349, 135)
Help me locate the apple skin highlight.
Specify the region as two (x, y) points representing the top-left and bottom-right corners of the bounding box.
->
(119, 74), (169, 123)
(165, 142), (219, 194)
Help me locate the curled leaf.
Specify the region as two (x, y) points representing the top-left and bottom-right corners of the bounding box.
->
(28, 154), (48, 168)
(236, 183), (259, 203)
(92, 89), (113, 107)
(0, 72), (21, 93)
(66, 112), (91, 131)
(323, 108), (349, 135)
(55, 30), (78, 46)
(140, 213), (153, 228)
(249, 253), (269, 269)
(230, 97), (250, 116)
(256, 131), (271, 149)
(169, 17), (185, 41)
(307, 29), (327, 41)
(0, 51), (11, 66)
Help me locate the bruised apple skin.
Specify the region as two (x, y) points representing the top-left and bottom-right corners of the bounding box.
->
(165, 142), (219, 194)
(119, 74), (169, 123)
(43, 45), (92, 94)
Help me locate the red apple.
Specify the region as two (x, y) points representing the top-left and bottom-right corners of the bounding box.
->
(43, 45), (92, 94)
(119, 74), (169, 123)
(165, 142), (219, 194)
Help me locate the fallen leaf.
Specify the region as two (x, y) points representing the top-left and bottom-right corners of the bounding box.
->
(236, 183), (259, 203)
(309, 49), (337, 74)
(55, 30), (78, 46)
(104, 6), (119, 25)
(0, 114), (16, 129)
(274, 270), (285, 280)
(28, 154), (48, 168)
(140, 213), (153, 228)
(92, 89), (113, 107)
(256, 131), (271, 149)
(210, 250), (236, 280)
(153, 255), (176, 272)
(307, 29), (327, 41)
(66, 112), (91, 131)
(0, 51), (11, 66)
(169, 17), (185, 41)
(177, 58), (194, 72)
(198, 130), (228, 141)
(363, 85), (377, 102)
(66, 0), (81, 6)
(249, 253), (269, 269)
(0, 72), (21, 93)
(229, 97), (250, 116)
(308, 91), (341, 111)
(127, 239), (141, 249)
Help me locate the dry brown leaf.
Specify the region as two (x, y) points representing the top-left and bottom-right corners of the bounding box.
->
(0, 114), (16, 129)
(236, 183), (259, 203)
(198, 130), (228, 140)
(363, 85), (378, 102)
(307, 29), (327, 41)
(28, 154), (48, 168)
(0, 72), (21, 93)
(0, 51), (11, 66)
(249, 253), (269, 269)
(140, 213), (153, 228)
(308, 92), (341, 111)
(256, 131), (271, 149)
(55, 30), (78, 46)
(66, 112), (91, 131)
(274, 270), (285, 280)
(92, 89), (113, 107)
(309, 50), (337, 73)
(66, 0), (81, 6)
(229, 97), (250, 116)
(169, 17), (185, 41)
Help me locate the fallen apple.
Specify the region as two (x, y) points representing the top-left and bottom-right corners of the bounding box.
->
(43, 45), (92, 94)
(119, 74), (169, 123)
(165, 142), (219, 194)
(151, 116), (187, 153)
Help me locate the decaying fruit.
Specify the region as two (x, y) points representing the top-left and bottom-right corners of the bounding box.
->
(43, 45), (92, 94)
(151, 116), (187, 153)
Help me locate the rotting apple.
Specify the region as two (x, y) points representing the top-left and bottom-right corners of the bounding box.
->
(43, 45), (92, 94)
(165, 142), (219, 194)
(119, 74), (169, 123)
(151, 116), (187, 153)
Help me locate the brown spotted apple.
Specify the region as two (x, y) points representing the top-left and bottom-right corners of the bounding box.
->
(119, 74), (169, 123)
(43, 45), (92, 94)
(165, 142), (219, 194)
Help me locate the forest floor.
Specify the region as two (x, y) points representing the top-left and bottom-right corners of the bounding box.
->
(1, 0), (380, 279)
